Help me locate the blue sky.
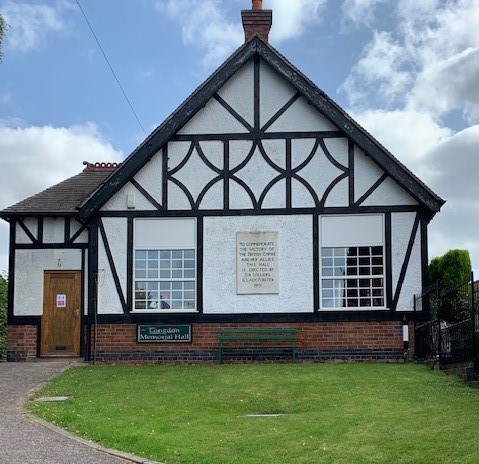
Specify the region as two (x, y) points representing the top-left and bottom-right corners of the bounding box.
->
(1, 0), (479, 276)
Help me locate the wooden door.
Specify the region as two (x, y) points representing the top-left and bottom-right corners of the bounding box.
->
(41, 271), (81, 356)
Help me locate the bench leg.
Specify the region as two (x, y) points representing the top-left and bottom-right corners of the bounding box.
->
(218, 347), (223, 364)
(292, 345), (296, 363)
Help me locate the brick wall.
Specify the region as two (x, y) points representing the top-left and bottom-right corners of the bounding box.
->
(7, 325), (37, 361)
(92, 321), (405, 364)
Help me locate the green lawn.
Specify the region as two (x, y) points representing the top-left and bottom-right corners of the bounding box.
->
(27, 363), (479, 464)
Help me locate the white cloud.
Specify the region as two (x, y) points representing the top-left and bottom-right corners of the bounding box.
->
(156, 0), (243, 68)
(0, 122), (123, 210)
(340, 0), (479, 121)
(1, 1), (71, 52)
(349, 109), (451, 179)
(341, 0), (388, 28)
(156, 0), (326, 68)
(264, 0), (327, 43)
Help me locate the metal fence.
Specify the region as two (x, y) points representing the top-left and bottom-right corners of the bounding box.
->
(414, 273), (478, 378)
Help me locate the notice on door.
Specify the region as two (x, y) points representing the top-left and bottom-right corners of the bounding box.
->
(56, 294), (67, 308)
(236, 231), (279, 294)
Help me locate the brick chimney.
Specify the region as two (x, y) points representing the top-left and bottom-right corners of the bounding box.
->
(241, 0), (273, 43)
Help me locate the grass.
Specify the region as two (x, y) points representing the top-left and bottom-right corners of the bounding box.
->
(27, 363), (479, 464)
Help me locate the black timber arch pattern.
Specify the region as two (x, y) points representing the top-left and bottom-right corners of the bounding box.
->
(78, 37), (444, 220)
(165, 58), (353, 212)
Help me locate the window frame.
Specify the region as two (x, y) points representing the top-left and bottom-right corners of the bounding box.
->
(319, 214), (387, 311)
(132, 218), (198, 314)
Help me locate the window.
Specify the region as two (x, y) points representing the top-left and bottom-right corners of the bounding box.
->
(320, 215), (385, 309)
(134, 219), (196, 312)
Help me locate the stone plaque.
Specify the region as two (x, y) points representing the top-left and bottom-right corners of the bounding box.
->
(236, 231), (279, 294)
(137, 325), (192, 343)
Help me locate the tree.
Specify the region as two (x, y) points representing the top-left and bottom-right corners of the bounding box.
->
(429, 249), (472, 322)
(0, 14), (6, 62)
(429, 249), (472, 289)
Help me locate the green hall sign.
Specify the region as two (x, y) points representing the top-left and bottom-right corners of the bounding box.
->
(137, 324), (192, 343)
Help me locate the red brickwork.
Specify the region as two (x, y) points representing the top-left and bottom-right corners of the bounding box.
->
(242, 10), (273, 42)
(7, 325), (37, 361)
(92, 321), (405, 364)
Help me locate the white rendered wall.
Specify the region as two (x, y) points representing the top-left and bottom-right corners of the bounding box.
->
(97, 218), (128, 314)
(13, 249), (82, 316)
(203, 215), (313, 314)
(392, 212), (422, 311)
(70, 220), (89, 243)
(15, 218), (38, 244)
(43, 217), (64, 243)
(102, 181), (157, 211)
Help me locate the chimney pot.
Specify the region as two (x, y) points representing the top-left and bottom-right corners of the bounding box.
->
(242, 2), (272, 42)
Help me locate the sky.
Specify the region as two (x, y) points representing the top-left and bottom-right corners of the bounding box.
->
(0, 0), (478, 277)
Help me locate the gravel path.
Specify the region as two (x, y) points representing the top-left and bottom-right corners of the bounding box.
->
(0, 360), (136, 464)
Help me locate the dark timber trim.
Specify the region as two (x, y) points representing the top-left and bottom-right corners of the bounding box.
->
(130, 178), (163, 210)
(80, 248), (86, 357)
(171, 131), (343, 142)
(354, 173), (388, 207)
(196, 217), (204, 313)
(213, 94), (253, 132)
(15, 243), (88, 250)
(223, 141), (230, 210)
(313, 214), (320, 311)
(7, 220), (16, 324)
(254, 54), (260, 131)
(37, 217), (43, 243)
(17, 218), (37, 244)
(385, 213), (393, 310)
(392, 213), (420, 310)
(77, 37), (443, 219)
(64, 217), (71, 244)
(127, 217), (134, 312)
(348, 140), (354, 206)
(286, 139), (292, 209)
(162, 143), (168, 210)
(261, 92), (301, 132)
(93, 310), (424, 324)
(86, 216), (99, 361)
(98, 219), (127, 313)
(420, 213), (430, 294)
(70, 222), (88, 244)
(98, 205), (421, 218)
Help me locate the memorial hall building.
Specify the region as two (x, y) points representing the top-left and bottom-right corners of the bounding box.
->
(1, 1), (444, 363)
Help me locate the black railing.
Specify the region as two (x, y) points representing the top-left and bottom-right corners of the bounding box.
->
(415, 273), (478, 378)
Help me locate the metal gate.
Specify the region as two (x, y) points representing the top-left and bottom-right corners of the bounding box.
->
(414, 273), (479, 378)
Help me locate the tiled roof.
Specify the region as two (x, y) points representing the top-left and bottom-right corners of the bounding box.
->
(0, 162), (120, 216)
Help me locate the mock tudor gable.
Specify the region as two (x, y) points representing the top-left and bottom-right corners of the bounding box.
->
(1, 2), (444, 363)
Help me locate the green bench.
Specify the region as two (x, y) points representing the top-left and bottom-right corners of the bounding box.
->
(217, 328), (298, 364)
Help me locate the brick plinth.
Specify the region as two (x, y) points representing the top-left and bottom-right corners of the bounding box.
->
(7, 325), (37, 362)
(92, 321), (405, 364)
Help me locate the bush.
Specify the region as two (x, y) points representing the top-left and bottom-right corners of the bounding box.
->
(0, 275), (7, 359)
(429, 250), (472, 322)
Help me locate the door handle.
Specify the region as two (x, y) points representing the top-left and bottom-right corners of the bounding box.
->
(74, 308), (80, 316)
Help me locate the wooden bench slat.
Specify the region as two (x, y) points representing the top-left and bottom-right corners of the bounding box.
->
(217, 328), (297, 364)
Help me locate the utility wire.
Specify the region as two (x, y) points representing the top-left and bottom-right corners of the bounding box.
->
(75, 0), (147, 137)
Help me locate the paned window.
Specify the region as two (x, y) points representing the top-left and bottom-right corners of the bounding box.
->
(134, 219), (196, 312)
(320, 215), (385, 310)
(321, 246), (384, 308)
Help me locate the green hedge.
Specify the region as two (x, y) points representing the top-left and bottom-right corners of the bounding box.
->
(0, 275), (7, 359)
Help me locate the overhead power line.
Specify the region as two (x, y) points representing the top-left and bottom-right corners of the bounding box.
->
(75, 0), (147, 137)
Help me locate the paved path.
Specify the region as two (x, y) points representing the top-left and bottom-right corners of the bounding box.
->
(0, 360), (130, 464)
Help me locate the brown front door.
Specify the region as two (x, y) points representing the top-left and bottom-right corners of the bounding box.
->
(41, 271), (81, 356)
